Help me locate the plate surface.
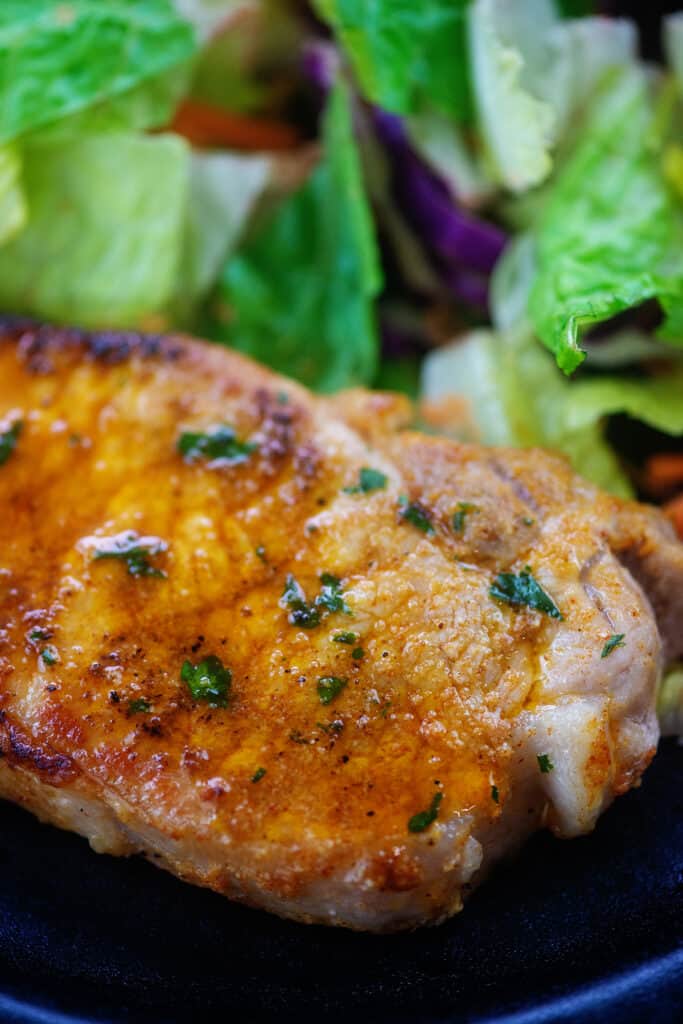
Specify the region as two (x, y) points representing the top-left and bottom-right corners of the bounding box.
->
(0, 739), (681, 1023)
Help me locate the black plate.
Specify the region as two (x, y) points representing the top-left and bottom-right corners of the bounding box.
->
(0, 739), (682, 1023)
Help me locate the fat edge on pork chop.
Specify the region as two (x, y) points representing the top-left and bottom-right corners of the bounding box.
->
(0, 319), (681, 932)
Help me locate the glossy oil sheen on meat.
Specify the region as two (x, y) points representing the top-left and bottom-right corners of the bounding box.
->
(0, 319), (681, 931)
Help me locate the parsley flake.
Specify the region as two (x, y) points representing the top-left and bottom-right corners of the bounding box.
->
(177, 424), (257, 465)
(352, 647), (364, 660)
(280, 574), (320, 628)
(333, 631), (358, 645)
(317, 720), (344, 735)
(408, 791), (443, 833)
(255, 545), (267, 562)
(490, 568), (563, 620)
(398, 496), (434, 535)
(537, 753), (554, 774)
(343, 467), (388, 495)
(181, 655), (232, 707)
(251, 767), (267, 783)
(601, 633), (626, 658)
(452, 502), (478, 533)
(317, 676), (348, 705)
(0, 420), (22, 466)
(315, 573), (351, 615)
(92, 530), (167, 578)
(40, 646), (58, 666)
(128, 698), (151, 715)
(491, 785), (499, 804)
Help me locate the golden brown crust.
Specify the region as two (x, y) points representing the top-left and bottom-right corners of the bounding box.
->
(0, 318), (678, 929)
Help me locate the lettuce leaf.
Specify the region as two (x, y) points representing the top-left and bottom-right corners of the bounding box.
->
(529, 68), (683, 374)
(0, 133), (189, 328)
(0, 0), (195, 143)
(0, 144), (26, 246)
(665, 13), (683, 92)
(174, 149), (272, 321)
(467, 0), (557, 192)
(421, 326), (632, 496)
(405, 109), (495, 208)
(211, 82), (382, 391)
(21, 67), (192, 143)
(562, 370), (683, 437)
(658, 664), (683, 737)
(312, 0), (472, 121)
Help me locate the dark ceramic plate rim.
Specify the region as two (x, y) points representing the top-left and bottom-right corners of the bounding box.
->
(0, 739), (682, 1024)
(2, 947), (683, 1024)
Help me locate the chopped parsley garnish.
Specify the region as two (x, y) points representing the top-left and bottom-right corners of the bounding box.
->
(289, 729), (310, 744)
(251, 767), (267, 783)
(522, 516), (535, 527)
(352, 647), (364, 660)
(452, 502), (478, 533)
(601, 633), (626, 658)
(408, 792), (443, 833)
(537, 753), (554, 774)
(0, 420), (22, 466)
(29, 627), (50, 642)
(343, 467), (388, 494)
(177, 424), (257, 464)
(317, 719), (344, 735)
(398, 496), (434, 535)
(40, 646), (58, 666)
(282, 573), (351, 627)
(255, 545), (267, 562)
(491, 785), (499, 804)
(315, 573), (350, 615)
(92, 530), (167, 578)
(181, 655), (232, 707)
(317, 676), (348, 705)
(280, 574), (320, 628)
(333, 631), (358, 645)
(128, 698), (151, 715)
(490, 567), (563, 620)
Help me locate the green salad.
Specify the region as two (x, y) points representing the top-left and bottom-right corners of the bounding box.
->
(1, 0), (682, 510)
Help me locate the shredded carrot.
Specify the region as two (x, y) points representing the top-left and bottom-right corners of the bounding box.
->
(169, 100), (300, 151)
(643, 453), (683, 496)
(664, 493), (683, 540)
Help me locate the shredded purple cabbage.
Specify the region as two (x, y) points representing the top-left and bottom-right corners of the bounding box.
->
(300, 40), (338, 93)
(372, 110), (506, 309)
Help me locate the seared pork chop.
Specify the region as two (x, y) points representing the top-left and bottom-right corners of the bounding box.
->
(0, 319), (680, 931)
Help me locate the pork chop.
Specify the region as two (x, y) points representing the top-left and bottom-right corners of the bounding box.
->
(0, 318), (680, 931)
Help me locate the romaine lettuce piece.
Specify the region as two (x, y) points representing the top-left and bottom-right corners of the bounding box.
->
(211, 82), (382, 391)
(665, 13), (683, 91)
(467, 0), (557, 192)
(21, 68), (192, 143)
(562, 371), (683, 437)
(405, 109), (495, 209)
(0, 144), (26, 246)
(0, 133), (189, 328)
(0, 0), (195, 143)
(658, 664), (683, 737)
(529, 68), (683, 373)
(175, 150), (271, 321)
(173, 0), (245, 41)
(312, 0), (472, 121)
(548, 16), (636, 130)
(421, 327), (632, 496)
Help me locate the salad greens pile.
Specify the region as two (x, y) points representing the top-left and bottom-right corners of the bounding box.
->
(0, 0), (682, 501)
